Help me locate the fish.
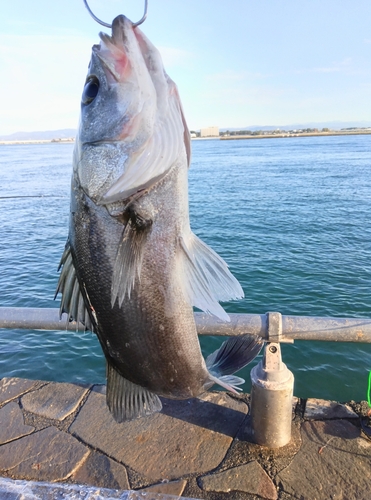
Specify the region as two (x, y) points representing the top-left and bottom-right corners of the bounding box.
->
(56, 15), (263, 422)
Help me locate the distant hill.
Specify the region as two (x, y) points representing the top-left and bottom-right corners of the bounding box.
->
(0, 129), (77, 141)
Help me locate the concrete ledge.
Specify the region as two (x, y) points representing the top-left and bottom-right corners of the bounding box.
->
(304, 398), (358, 420)
(0, 477), (197, 499)
(0, 377), (370, 499)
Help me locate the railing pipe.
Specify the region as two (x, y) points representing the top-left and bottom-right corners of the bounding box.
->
(1, 307), (371, 343)
(197, 312), (371, 343)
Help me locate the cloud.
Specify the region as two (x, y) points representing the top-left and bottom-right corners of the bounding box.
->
(313, 57), (352, 73)
(206, 69), (264, 82)
(294, 57), (353, 74)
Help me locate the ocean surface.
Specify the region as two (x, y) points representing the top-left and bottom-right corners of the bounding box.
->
(0, 135), (370, 403)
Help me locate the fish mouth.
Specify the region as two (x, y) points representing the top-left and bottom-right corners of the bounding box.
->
(111, 15), (130, 44)
(99, 15), (132, 53)
(95, 15), (135, 83)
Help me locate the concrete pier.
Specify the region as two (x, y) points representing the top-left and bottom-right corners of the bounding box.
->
(0, 377), (370, 499)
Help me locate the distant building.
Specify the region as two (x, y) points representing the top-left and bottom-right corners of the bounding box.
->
(200, 126), (219, 137)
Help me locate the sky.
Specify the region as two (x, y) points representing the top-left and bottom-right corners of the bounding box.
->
(1, 0), (371, 135)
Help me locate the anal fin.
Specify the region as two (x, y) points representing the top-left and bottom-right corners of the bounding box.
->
(106, 362), (162, 422)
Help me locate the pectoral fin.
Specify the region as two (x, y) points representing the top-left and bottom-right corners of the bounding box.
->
(179, 232), (244, 321)
(55, 242), (95, 331)
(106, 362), (162, 422)
(111, 205), (153, 307)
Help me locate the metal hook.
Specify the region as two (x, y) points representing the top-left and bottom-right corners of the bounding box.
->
(83, 0), (148, 28)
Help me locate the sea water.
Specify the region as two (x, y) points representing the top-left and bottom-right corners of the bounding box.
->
(0, 135), (370, 402)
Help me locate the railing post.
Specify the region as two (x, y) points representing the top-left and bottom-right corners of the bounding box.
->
(250, 312), (294, 448)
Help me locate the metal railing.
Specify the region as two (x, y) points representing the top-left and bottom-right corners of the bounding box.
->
(1, 306), (370, 448)
(1, 307), (371, 343)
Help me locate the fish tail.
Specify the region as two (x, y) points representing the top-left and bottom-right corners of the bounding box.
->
(205, 335), (263, 393)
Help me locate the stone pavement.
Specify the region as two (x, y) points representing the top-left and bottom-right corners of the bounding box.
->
(0, 377), (370, 500)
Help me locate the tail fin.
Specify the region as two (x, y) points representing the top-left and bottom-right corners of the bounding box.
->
(205, 335), (263, 393)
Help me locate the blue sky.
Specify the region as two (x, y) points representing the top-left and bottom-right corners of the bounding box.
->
(1, 0), (371, 135)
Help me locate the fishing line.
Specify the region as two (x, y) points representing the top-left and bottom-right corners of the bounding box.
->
(367, 370), (371, 407)
(0, 196), (67, 199)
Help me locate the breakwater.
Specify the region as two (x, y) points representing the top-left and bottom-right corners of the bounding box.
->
(0, 377), (370, 499)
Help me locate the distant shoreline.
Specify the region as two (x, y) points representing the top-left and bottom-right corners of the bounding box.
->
(0, 130), (370, 145)
(219, 130), (371, 140)
(0, 139), (75, 145)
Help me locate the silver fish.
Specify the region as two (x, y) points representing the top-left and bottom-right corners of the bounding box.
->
(56, 15), (262, 422)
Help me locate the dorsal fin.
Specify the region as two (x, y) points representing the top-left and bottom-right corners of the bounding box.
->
(55, 241), (95, 331)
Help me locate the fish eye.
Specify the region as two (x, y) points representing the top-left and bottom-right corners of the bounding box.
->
(82, 76), (99, 105)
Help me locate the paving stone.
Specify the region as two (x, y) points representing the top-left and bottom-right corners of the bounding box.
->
(277, 419), (371, 500)
(70, 389), (248, 483)
(305, 398), (358, 419)
(71, 450), (130, 490)
(0, 377), (38, 405)
(0, 426), (90, 482)
(199, 461), (277, 499)
(140, 479), (187, 496)
(21, 381), (90, 420)
(0, 401), (35, 444)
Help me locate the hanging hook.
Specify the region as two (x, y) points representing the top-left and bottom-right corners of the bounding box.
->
(83, 0), (148, 28)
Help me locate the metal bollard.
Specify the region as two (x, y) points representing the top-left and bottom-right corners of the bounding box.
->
(250, 312), (294, 448)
